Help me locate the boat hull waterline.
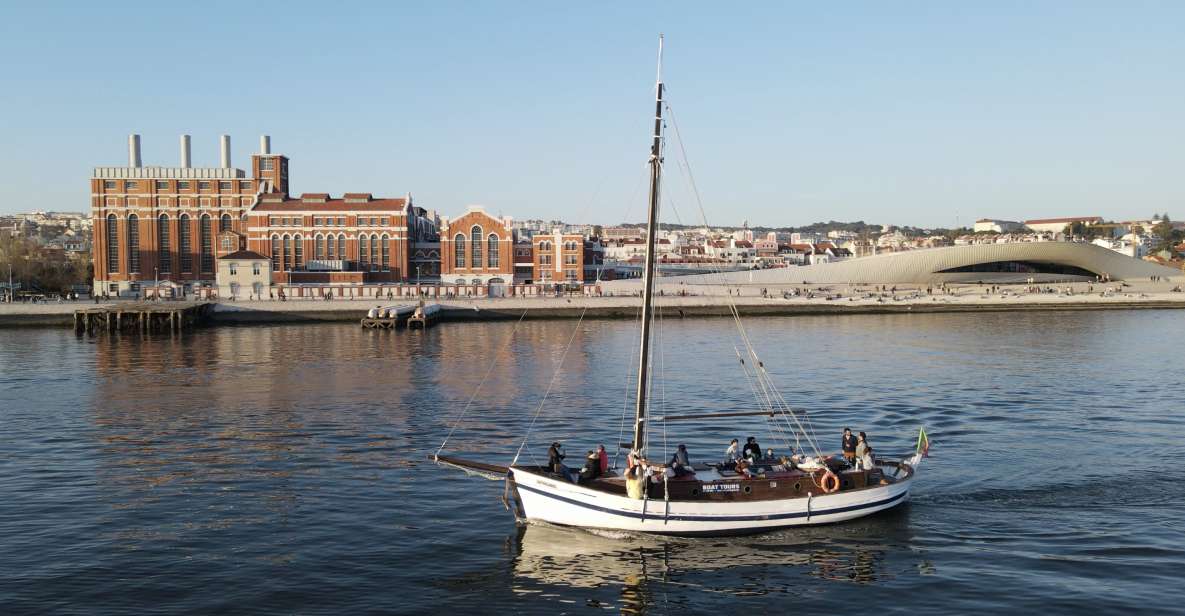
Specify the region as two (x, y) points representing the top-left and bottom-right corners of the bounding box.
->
(508, 461), (918, 536)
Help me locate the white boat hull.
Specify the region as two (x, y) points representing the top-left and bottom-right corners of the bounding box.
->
(509, 463), (916, 536)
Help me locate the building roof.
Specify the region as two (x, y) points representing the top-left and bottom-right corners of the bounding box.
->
(1024, 216), (1104, 225)
(219, 250), (269, 260)
(254, 194), (408, 212)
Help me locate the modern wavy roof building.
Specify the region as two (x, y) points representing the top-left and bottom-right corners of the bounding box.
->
(642, 242), (1183, 285)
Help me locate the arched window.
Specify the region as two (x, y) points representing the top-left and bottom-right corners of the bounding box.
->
(337, 234), (346, 262)
(315, 234), (325, 261)
(106, 214), (119, 273)
(294, 234), (303, 270)
(487, 234), (499, 268)
(359, 234), (369, 267)
(326, 233), (336, 260)
(370, 235), (379, 271)
(179, 214), (192, 272)
(220, 213), (231, 232)
(283, 235), (293, 271)
(454, 233), (465, 268)
(271, 234), (280, 271)
(199, 215), (213, 272)
(381, 234), (390, 271)
(157, 214), (171, 273)
(126, 214), (140, 273)
(470, 226), (482, 269)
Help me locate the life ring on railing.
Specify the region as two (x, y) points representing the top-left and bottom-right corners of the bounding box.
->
(819, 470), (840, 494)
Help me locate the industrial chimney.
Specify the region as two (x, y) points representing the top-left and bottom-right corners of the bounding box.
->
(259, 135), (271, 155)
(180, 134), (191, 168)
(128, 134), (142, 168)
(220, 134), (231, 168)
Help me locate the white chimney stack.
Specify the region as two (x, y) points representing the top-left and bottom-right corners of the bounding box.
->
(220, 134), (231, 168)
(128, 134), (142, 168)
(180, 134), (191, 168)
(259, 135), (271, 155)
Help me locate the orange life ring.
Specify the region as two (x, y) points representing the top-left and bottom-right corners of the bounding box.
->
(820, 470), (840, 494)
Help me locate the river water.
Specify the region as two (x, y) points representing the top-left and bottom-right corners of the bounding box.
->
(2, 310), (1183, 614)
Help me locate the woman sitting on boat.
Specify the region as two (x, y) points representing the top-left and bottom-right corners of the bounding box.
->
(668, 444), (693, 478)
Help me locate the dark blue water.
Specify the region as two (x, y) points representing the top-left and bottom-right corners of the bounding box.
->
(2, 311), (1183, 614)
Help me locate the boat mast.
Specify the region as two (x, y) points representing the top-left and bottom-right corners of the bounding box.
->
(632, 36), (664, 457)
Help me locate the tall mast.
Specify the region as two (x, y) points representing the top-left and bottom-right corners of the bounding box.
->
(632, 36), (664, 457)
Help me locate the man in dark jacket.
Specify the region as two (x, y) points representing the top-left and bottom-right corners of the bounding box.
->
(742, 437), (762, 462)
(548, 442), (567, 476)
(842, 428), (858, 466)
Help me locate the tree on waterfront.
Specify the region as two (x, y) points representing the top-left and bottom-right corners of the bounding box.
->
(0, 235), (91, 295)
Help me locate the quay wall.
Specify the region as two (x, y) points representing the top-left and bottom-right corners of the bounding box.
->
(4, 289), (1185, 328)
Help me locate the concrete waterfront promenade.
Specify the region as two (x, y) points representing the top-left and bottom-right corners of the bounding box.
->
(3, 280), (1185, 328)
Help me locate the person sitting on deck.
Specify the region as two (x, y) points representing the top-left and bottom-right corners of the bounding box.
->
(596, 444), (609, 475)
(842, 427), (857, 467)
(669, 444), (693, 478)
(742, 437), (762, 463)
(724, 439), (741, 466)
(855, 432), (869, 469)
(578, 450), (602, 484)
(548, 442), (570, 479)
(735, 458), (754, 479)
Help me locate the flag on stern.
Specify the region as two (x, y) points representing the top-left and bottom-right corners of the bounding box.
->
(916, 426), (931, 458)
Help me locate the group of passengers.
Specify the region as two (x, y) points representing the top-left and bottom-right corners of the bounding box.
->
(548, 442), (610, 485)
(841, 427), (877, 470)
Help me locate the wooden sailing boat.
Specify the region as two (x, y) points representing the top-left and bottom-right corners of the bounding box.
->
(437, 37), (927, 536)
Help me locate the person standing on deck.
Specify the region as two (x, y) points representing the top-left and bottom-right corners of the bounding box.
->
(596, 444), (609, 474)
(842, 428), (858, 466)
(855, 431), (869, 469)
(548, 442), (568, 478)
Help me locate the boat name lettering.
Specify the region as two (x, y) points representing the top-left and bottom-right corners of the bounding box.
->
(702, 483), (740, 493)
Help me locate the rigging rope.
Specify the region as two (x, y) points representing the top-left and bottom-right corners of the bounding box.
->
(435, 309), (530, 460)
(510, 306), (591, 466)
(664, 97), (826, 459)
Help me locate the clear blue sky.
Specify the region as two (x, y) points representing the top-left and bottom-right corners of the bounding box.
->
(1, 1), (1182, 227)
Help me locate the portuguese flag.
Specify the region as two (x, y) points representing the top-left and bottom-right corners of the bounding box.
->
(916, 427), (931, 458)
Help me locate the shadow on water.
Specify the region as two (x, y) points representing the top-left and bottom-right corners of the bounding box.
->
(503, 504), (921, 613)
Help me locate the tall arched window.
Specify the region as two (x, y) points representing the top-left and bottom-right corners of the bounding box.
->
(337, 235), (346, 262)
(179, 214), (192, 272)
(271, 234), (281, 271)
(359, 234), (369, 267)
(470, 226), (482, 269)
(326, 233), (336, 260)
(106, 214), (119, 273)
(487, 234), (499, 268)
(199, 215), (213, 272)
(220, 213), (231, 232)
(126, 215), (140, 273)
(282, 235), (292, 271)
(157, 214), (171, 273)
(370, 235), (379, 271)
(294, 234), (303, 270)
(454, 234), (465, 268)
(381, 234), (390, 271)
(315, 234), (325, 260)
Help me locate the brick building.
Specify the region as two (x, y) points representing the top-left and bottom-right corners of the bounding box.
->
(92, 134), (437, 296)
(439, 206), (515, 285)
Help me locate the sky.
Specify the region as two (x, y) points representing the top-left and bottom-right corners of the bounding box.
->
(0, 1), (1182, 228)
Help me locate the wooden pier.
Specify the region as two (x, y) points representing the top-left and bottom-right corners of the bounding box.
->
(360, 304), (417, 329)
(406, 304), (441, 330)
(74, 302), (213, 335)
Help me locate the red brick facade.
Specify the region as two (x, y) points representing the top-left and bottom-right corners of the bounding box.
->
(439, 207), (515, 284)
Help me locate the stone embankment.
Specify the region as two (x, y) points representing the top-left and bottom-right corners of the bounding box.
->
(2, 281), (1185, 328)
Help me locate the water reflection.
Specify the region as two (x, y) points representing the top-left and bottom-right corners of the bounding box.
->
(510, 505), (918, 612)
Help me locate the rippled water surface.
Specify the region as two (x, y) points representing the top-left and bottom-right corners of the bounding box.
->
(2, 311), (1183, 614)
